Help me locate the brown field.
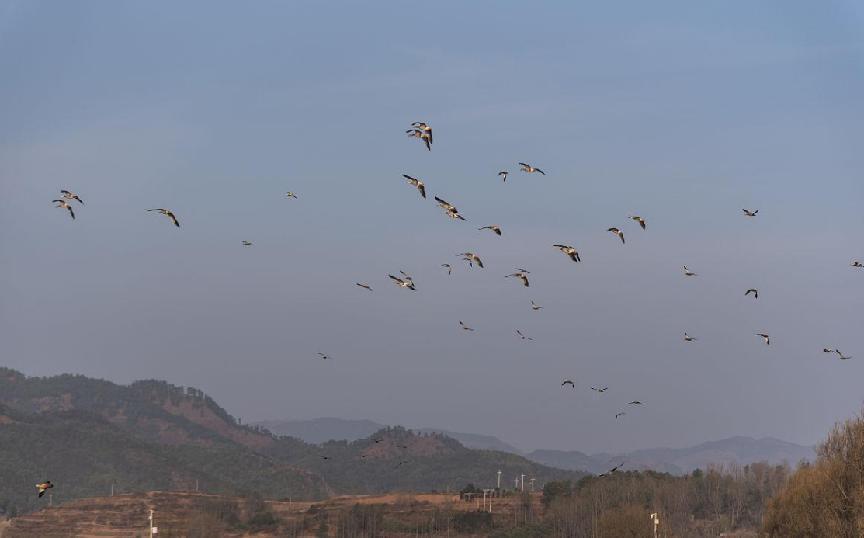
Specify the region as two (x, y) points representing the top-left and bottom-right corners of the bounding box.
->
(1, 490), (543, 537)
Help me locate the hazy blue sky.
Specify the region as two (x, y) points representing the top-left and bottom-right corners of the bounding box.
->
(1, 1), (863, 454)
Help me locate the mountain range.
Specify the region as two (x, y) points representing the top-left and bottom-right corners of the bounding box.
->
(254, 417), (816, 475)
(0, 367), (580, 517)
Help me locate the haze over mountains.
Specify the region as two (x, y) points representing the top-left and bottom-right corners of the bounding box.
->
(0, 368), (580, 516)
(255, 417), (815, 475)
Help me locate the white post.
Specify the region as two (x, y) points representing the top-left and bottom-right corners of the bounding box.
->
(111, 483), (114, 497)
(482, 490), (487, 512)
(149, 509), (154, 538)
(520, 474), (525, 492)
(497, 470), (502, 490)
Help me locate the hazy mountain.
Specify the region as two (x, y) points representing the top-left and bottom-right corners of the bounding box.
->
(255, 417), (385, 444)
(417, 428), (524, 455)
(254, 418), (525, 454)
(527, 436), (816, 475)
(0, 368), (581, 516)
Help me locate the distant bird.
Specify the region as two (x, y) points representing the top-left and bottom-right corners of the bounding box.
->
(478, 225), (502, 236)
(553, 244), (581, 262)
(317, 352), (331, 360)
(683, 266), (697, 277)
(607, 227), (625, 244)
(285, 192), (298, 199)
(531, 300), (543, 311)
(498, 171), (509, 182)
(434, 196), (465, 221)
(241, 240), (253, 246)
(506, 272), (530, 287)
(458, 252), (484, 268)
(320, 455), (331, 460)
(52, 199), (75, 220)
(745, 288), (758, 299)
(852, 260), (863, 268)
(627, 401), (643, 406)
(591, 386), (609, 393)
(628, 215), (646, 230)
(60, 190), (84, 204)
(407, 123), (432, 150)
(823, 348), (851, 359)
(599, 463), (624, 477)
(684, 332), (697, 342)
(519, 162), (545, 175)
(441, 263), (452, 275)
(146, 208), (180, 227)
(36, 482), (53, 498)
(356, 282), (373, 291)
(459, 321), (474, 332)
(615, 412), (626, 419)
(756, 333), (771, 346)
(411, 122), (432, 144)
(742, 209), (759, 217)
(515, 329), (533, 341)
(401, 174), (426, 199)
(389, 274), (416, 290)
(561, 379), (575, 388)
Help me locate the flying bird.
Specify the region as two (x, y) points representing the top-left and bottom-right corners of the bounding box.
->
(553, 244), (581, 262)
(36, 482), (53, 498)
(388, 275), (415, 290)
(401, 174), (426, 199)
(852, 261), (863, 268)
(599, 463), (625, 477)
(407, 125), (432, 151)
(52, 199), (75, 219)
(146, 208), (180, 227)
(60, 190), (84, 204)
(745, 288), (758, 299)
(756, 333), (771, 346)
(591, 386), (609, 393)
(459, 321), (474, 332)
(628, 215), (646, 229)
(742, 209), (759, 217)
(627, 401), (643, 406)
(285, 192), (298, 199)
(519, 162), (545, 175)
(561, 379), (575, 388)
(411, 122), (432, 144)
(506, 272), (530, 287)
(515, 329), (533, 341)
(441, 263), (452, 275)
(241, 240), (253, 246)
(478, 225), (502, 236)
(356, 282), (373, 291)
(531, 300), (543, 311)
(458, 252), (484, 268)
(615, 412), (626, 419)
(684, 332), (697, 342)
(434, 196), (465, 221)
(683, 266), (697, 277)
(498, 171), (509, 182)
(317, 352), (331, 360)
(607, 227), (625, 244)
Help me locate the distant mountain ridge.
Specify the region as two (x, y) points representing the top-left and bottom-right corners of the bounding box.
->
(256, 417), (815, 475)
(255, 417), (524, 454)
(0, 368), (580, 517)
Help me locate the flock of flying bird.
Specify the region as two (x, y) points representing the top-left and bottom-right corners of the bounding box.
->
(47, 120), (862, 488)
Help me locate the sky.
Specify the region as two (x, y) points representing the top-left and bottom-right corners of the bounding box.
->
(1, 1), (863, 454)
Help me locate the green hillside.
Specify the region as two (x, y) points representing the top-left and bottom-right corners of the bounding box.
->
(0, 367), (582, 517)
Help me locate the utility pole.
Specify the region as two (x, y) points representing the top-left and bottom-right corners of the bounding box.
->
(497, 470), (502, 490)
(111, 483), (114, 497)
(650, 512), (660, 538)
(520, 474), (525, 492)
